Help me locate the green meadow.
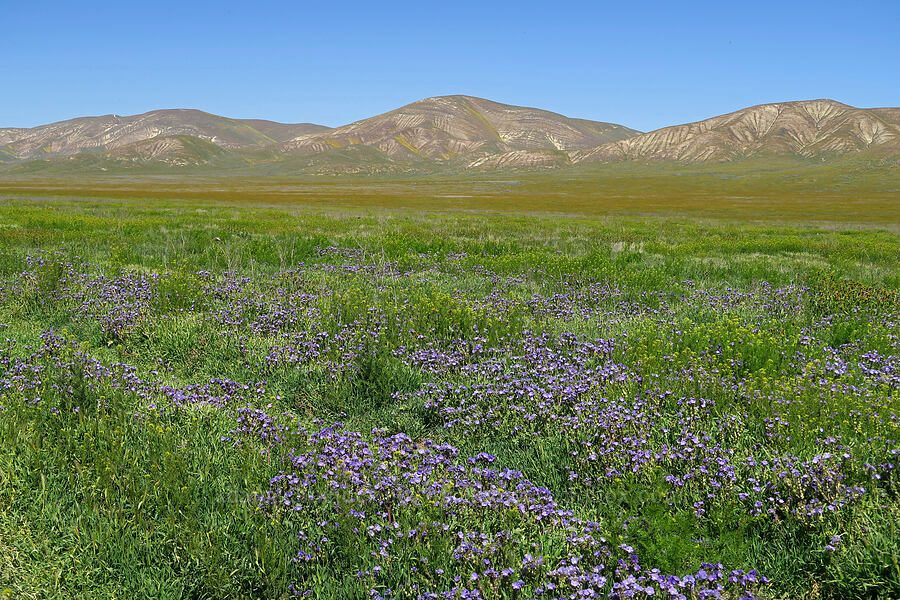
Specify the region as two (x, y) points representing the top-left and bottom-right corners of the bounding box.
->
(0, 166), (898, 599)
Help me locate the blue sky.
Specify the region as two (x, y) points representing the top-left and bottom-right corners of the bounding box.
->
(4, 1), (898, 132)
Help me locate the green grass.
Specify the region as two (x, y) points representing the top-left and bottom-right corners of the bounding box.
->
(0, 341), (295, 598)
(0, 174), (898, 599)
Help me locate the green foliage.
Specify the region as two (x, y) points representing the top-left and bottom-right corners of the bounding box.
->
(0, 356), (294, 598)
(153, 266), (206, 312)
(0, 251), (25, 276)
(0, 190), (897, 599)
(806, 269), (900, 316)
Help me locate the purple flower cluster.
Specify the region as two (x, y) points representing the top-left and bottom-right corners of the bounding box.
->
(2, 249), (898, 599)
(245, 422), (766, 599)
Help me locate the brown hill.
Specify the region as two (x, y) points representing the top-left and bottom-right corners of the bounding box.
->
(280, 95), (640, 164)
(1, 110), (329, 160)
(571, 100), (900, 164)
(3, 97), (898, 173)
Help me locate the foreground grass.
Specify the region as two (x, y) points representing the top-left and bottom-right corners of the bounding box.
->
(0, 193), (898, 599)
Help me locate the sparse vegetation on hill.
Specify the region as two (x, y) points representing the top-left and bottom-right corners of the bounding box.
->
(3, 96), (897, 175)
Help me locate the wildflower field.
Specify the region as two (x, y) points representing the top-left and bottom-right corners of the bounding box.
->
(0, 187), (898, 599)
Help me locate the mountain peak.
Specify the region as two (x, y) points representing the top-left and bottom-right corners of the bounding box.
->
(571, 99), (900, 164)
(280, 95), (640, 163)
(2, 96), (898, 174)
(0, 110), (330, 160)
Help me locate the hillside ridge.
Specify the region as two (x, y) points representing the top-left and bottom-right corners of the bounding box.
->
(3, 96), (898, 173)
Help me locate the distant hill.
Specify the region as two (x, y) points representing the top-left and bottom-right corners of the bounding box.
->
(106, 135), (229, 166)
(279, 95), (640, 168)
(0, 109), (329, 160)
(571, 100), (900, 164)
(2, 97), (898, 174)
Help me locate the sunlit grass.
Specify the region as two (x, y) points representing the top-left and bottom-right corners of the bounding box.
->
(0, 179), (898, 599)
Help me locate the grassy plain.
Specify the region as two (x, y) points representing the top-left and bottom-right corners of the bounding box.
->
(0, 165), (898, 599)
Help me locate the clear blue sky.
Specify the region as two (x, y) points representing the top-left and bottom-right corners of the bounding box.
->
(4, 0), (898, 132)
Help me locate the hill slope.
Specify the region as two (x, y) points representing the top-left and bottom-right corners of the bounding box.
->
(280, 95), (640, 166)
(3, 98), (899, 174)
(1, 110), (329, 160)
(571, 100), (900, 164)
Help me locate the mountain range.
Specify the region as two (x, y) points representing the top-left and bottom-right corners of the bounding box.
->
(2, 96), (898, 174)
